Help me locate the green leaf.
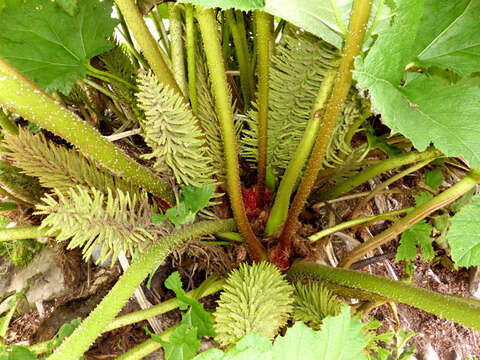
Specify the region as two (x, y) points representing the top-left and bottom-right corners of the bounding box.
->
(51, 318), (82, 352)
(265, 0), (391, 50)
(165, 272), (216, 338)
(447, 195), (480, 268)
(0, 0), (117, 94)
(354, 0), (480, 168)
(395, 221), (434, 262)
(182, 185), (215, 214)
(300, 306), (367, 360)
(356, 0), (423, 85)
(271, 322), (321, 360)
(413, 191), (433, 207)
(153, 185), (214, 227)
(165, 204), (196, 227)
(424, 168), (443, 190)
(165, 271), (187, 307)
(160, 324), (201, 360)
(0, 345), (37, 360)
(151, 213), (167, 224)
(54, 0), (78, 15)
(196, 333), (272, 360)
(414, 0), (480, 76)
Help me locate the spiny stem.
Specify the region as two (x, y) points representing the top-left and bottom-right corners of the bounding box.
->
(255, 10), (272, 207)
(185, 4), (198, 115)
(114, 0), (183, 99)
(288, 260), (480, 331)
(314, 147), (442, 201)
(265, 68), (338, 236)
(0, 57), (174, 203)
(225, 9), (255, 110)
(114, 3), (143, 68)
(0, 225), (44, 242)
(308, 207), (411, 243)
(339, 170), (480, 268)
(273, 0), (373, 268)
(169, 3), (188, 97)
(196, 7), (266, 262)
(48, 219), (235, 360)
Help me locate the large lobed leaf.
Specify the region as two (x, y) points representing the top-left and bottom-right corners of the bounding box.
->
(354, 0), (480, 168)
(0, 0), (117, 94)
(414, 0), (480, 76)
(447, 194), (480, 268)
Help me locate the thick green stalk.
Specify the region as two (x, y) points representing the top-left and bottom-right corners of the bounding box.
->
(114, 0), (183, 98)
(185, 4), (198, 115)
(265, 69), (338, 236)
(339, 170), (480, 268)
(0, 225), (44, 242)
(48, 219), (235, 360)
(308, 207), (411, 243)
(169, 3), (188, 97)
(225, 10), (255, 110)
(196, 7), (266, 262)
(254, 11), (272, 207)
(288, 261), (480, 331)
(274, 0), (374, 268)
(0, 57), (174, 203)
(315, 147), (441, 201)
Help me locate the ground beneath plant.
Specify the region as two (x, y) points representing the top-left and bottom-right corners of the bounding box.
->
(4, 165), (480, 359)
